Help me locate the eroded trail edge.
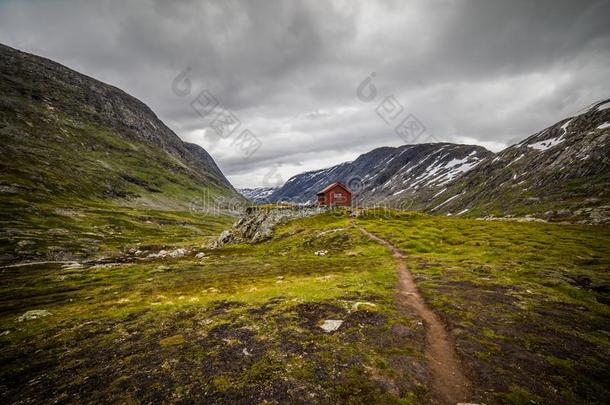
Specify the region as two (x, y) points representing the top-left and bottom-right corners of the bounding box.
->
(358, 227), (471, 404)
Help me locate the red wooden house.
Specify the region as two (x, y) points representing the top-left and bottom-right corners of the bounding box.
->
(316, 182), (352, 207)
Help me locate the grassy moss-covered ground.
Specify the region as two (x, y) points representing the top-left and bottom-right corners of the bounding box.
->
(0, 197), (234, 264)
(0, 97), (244, 266)
(1, 208), (608, 404)
(0, 212), (430, 403)
(356, 210), (610, 404)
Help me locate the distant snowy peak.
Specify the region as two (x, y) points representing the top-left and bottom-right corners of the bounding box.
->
(238, 187), (280, 203)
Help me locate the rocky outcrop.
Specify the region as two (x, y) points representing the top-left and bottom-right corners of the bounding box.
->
(215, 206), (326, 246)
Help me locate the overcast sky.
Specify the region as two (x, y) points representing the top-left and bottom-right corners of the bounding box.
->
(1, 0), (609, 187)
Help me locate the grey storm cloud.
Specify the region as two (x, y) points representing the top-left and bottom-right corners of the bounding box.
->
(1, 0), (609, 187)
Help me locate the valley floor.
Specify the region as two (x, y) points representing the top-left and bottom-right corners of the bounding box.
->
(0, 209), (609, 404)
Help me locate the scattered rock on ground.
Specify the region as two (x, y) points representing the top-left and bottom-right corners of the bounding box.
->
(320, 319), (343, 332)
(217, 230), (234, 246)
(147, 249), (168, 259)
(169, 248), (187, 258)
(17, 309), (52, 322)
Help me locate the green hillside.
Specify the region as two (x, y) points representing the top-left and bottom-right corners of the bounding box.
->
(0, 43), (242, 264)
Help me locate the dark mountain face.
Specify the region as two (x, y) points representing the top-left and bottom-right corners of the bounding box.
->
(424, 99), (610, 222)
(269, 143), (493, 206)
(0, 43), (237, 209)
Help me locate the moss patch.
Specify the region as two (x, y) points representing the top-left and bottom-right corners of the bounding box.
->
(357, 209), (610, 403)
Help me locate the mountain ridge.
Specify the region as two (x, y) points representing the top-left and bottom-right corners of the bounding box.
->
(268, 143), (493, 206)
(0, 43), (244, 263)
(424, 99), (610, 222)
(264, 99), (610, 223)
(0, 42), (238, 209)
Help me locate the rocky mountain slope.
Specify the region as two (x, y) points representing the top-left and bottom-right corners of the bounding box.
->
(424, 99), (610, 223)
(238, 187), (279, 203)
(269, 143), (492, 206)
(267, 99), (610, 223)
(0, 43), (239, 211)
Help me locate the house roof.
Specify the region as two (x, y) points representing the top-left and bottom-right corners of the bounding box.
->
(316, 182), (351, 195)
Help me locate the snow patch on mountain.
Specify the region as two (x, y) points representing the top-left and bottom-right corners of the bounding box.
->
(597, 101), (610, 111)
(432, 194), (461, 211)
(527, 135), (566, 151)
